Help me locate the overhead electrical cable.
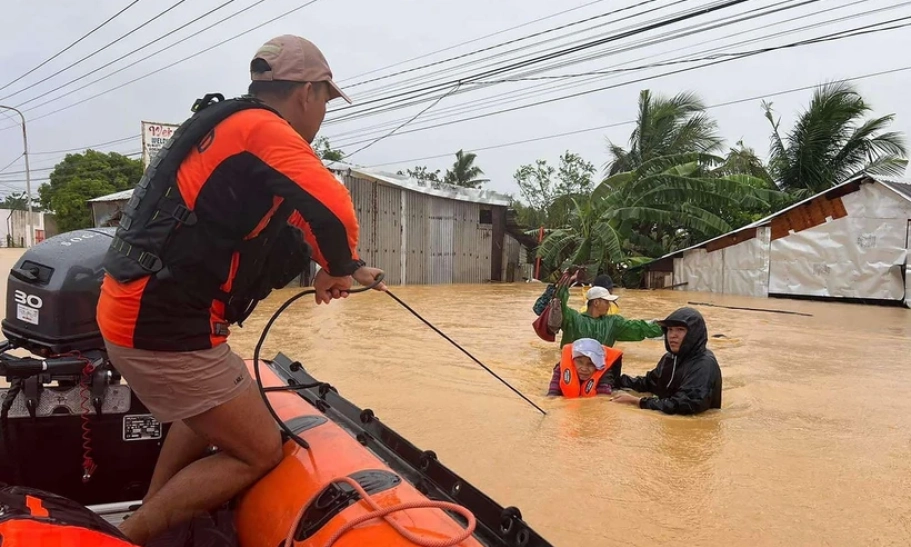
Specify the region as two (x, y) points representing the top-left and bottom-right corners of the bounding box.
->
(325, 0), (901, 141)
(331, 20), (911, 149)
(342, 0), (671, 91)
(0, 0), (322, 131)
(337, 0), (611, 83)
(360, 64), (911, 169)
(6, 63), (907, 186)
(14, 0), (242, 109)
(0, 0), (142, 93)
(0, 0), (192, 102)
(325, 0), (826, 129)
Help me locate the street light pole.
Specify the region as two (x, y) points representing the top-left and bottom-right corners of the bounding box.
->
(0, 105), (33, 248)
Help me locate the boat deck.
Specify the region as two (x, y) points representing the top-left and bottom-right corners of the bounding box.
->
(90, 501), (240, 546)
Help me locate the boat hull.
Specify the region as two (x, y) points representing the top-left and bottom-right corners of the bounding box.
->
(235, 357), (483, 547)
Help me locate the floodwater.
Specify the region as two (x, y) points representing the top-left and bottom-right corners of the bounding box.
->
(2, 248), (911, 546)
(231, 282), (911, 547)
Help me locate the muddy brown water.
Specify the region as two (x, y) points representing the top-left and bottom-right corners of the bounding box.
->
(1, 248), (910, 546)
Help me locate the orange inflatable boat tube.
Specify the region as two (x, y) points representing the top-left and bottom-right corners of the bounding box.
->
(233, 353), (548, 547)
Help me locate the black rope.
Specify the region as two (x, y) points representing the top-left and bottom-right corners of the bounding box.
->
(253, 272), (547, 451)
(384, 290), (547, 415)
(687, 301), (813, 317)
(0, 378), (22, 423)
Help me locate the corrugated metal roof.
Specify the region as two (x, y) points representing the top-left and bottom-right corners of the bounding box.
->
(635, 174), (907, 268)
(87, 189), (134, 202)
(86, 160), (513, 207)
(325, 161), (511, 206)
(876, 175), (911, 202)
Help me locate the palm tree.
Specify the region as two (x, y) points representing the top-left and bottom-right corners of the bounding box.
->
(764, 82), (908, 195)
(535, 154), (781, 278)
(443, 149), (489, 189)
(606, 89), (724, 175)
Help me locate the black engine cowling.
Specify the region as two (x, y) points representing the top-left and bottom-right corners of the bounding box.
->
(0, 228), (165, 507)
(1, 228), (114, 356)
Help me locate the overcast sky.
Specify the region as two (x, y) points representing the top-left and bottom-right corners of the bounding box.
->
(0, 0), (908, 200)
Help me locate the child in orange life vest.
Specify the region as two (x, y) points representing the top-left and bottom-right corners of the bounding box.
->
(546, 338), (621, 398)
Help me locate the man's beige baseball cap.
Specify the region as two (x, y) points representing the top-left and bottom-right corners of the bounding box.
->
(250, 35), (352, 104)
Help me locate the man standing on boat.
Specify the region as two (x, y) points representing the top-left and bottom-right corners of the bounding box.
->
(611, 307), (722, 415)
(96, 35), (385, 545)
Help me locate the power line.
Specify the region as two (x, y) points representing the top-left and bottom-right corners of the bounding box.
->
(3, 65), (907, 187)
(13, 0), (274, 116)
(361, 64), (911, 169)
(325, 0), (829, 136)
(30, 135), (141, 155)
(324, 0), (817, 127)
(327, 0), (892, 141)
(14, 0), (242, 109)
(331, 0), (715, 113)
(5, 0), (745, 131)
(0, 151), (142, 177)
(0, 152), (142, 182)
(335, 0), (694, 110)
(342, 0), (668, 91)
(0, 0), (142, 93)
(344, 83), (463, 160)
(337, 0), (610, 83)
(331, 18), (911, 149)
(0, 155), (24, 174)
(0, 0), (323, 131)
(0, 0), (192, 102)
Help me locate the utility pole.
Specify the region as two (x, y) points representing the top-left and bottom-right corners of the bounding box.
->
(0, 105), (33, 248)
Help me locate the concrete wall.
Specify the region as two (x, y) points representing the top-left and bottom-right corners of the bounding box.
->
(1, 209), (47, 247)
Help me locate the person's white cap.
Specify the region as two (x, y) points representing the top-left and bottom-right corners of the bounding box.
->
(571, 338), (606, 370)
(586, 286), (619, 302)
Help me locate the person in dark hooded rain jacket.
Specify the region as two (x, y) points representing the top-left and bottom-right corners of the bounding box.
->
(610, 307), (722, 415)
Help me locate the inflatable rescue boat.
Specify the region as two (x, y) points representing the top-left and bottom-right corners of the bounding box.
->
(0, 227), (553, 546)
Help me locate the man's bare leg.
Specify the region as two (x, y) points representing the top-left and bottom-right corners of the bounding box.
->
(119, 384), (284, 545)
(143, 420), (211, 502)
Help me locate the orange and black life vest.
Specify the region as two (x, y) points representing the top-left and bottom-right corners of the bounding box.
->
(101, 93), (313, 327)
(0, 485), (138, 546)
(558, 343), (622, 398)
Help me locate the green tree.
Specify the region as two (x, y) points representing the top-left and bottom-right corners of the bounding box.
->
(712, 140), (773, 184)
(398, 165), (442, 186)
(313, 136), (346, 162)
(513, 151), (596, 227)
(606, 89), (723, 176)
(39, 150), (142, 232)
(763, 82), (908, 195)
(0, 191), (41, 211)
(443, 149), (488, 188)
(535, 154), (782, 279)
(709, 140), (778, 227)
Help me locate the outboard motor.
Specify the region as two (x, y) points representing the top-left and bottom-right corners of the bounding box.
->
(0, 228), (165, 507)
(2, 227), (114, 356)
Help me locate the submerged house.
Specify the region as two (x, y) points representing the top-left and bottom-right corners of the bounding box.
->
(87, 162), (536, 285)
(636, 175), (911, 308)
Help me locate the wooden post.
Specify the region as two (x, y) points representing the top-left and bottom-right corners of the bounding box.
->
(490, 206), (506, 281)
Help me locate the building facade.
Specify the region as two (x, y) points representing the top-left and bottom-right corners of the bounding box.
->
(638, 175), (911, 308)
(87, 163), (534, 285)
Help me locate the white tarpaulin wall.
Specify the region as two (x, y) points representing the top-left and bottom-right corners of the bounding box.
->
(768, 182), (911, 300)
(674, 247), (723, 292)
(906, 221), (911, 308)
(671, 227), (771, 297)
(722, 227), (771, 297)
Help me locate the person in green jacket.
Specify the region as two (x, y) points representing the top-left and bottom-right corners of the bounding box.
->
(551, 274), (663, 349)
